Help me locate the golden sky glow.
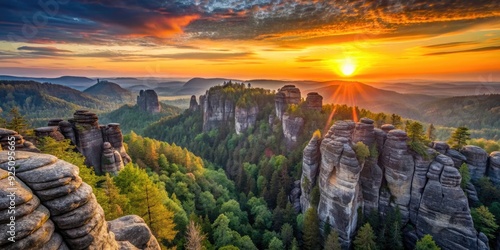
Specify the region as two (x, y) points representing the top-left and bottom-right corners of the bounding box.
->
(0, 1), (499, 81)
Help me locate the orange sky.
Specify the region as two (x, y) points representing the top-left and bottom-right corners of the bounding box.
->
(0, 1), (499, 81)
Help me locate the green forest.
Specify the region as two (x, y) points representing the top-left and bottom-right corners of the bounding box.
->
(2, 82), (500, 249)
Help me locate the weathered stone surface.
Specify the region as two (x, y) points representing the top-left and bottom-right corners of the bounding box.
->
(235, 106), (258, 135)
(380, 129), (414, 221)
(409, 148), (435, 224)
(381, 124), (395, 133)
(290, 180), (302, 212)
(353, 118), (382, 215)
(461, 145), (488, 182)
(300, 135), (322, 212)
(34, 126), (65, 141)
(189, 95), (199, 111)
(487, 151), (500, 187)
(305, 92), (323, 111)
(275, 85), (301, 120)
(202, 87), (235, 131)
(282, 113), (304, 149)
(446, 148), (467, 169)
(48, 119), (64, 126)
(0, 151), (162, 250)
(432, 141), (450, 154)
(416, 154), (484, 250)
(101, 142), (124, 174)
(299, 119), (489, 250)
(137, 89), (161, 113)
(33, 111), (130, 174)
(317, 121), (362, 248)
(0, 168), (67, 250)
(0, 128), (40, 152)
(104, 123), (131, 165)
(109, 215), (161, 250)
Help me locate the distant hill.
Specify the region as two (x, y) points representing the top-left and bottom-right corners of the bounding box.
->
(99, 103), (182, 134)
(420, 94), (500, 129)
(374, 81), (500, 97)
(306, 81), (437, 119)
(0, 80), (104, 126)
(0, 75), (95, 91)
(176, 77), (238, 95)
(83, 80), (135, 103)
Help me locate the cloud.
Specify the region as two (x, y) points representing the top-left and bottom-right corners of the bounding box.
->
(424, 46), (500, 56)
(0, 0), (498, 47)
(423, 41), (478, 49)
(16, 46), (72, 56)
(151, 52), (256, 61)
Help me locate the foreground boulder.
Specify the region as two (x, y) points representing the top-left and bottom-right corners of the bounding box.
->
(0, 151), (160, 250)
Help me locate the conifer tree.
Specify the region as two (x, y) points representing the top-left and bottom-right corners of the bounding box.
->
(448, 126), (471, 150)
(185, 220), (206, 250)
(97, 174), (129, 220)
(415, 234), (440, 250)
(6, 107), (29, 135)
(324, 230), (342, 250)
(353, 223), (376, 250)
(303, 207), (321, 250)
(426, 123), (436, 141)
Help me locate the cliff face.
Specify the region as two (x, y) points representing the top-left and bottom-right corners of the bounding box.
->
(31, 111), (131, 175)
(202, 88), (235, 132)
(137, 90), (161, 114)
(300, 119), (490, 250)
(0, 151), (160, 250)
(282, 113), (305, 149)
(189, 95), (199, 111)
(305, 92), (323, 111)
(235, 106), (259, 135)
(275, 85), (301, 120)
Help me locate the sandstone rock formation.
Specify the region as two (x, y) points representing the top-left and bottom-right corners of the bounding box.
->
(305, 92), (323, 111)
(189, 95), (199, 111)
(32, 111), (131, 175)
(0, 128), (39, 153)
(275, 85), (301, 120)
(461, 145), (488, 182)
(0, 151), (160, 250)
(137, 90), (161, 114)
(488, 151), (500, 187)
(282, 113), (304, 149)
(300, 135), (322, 212)
(299, 119), (489, 250)
(202, 87), (235, 132)
(235, 106), (258, 135)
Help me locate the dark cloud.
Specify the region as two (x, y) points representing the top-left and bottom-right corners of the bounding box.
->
(0, 0), (498, 45)
(151, 52), (255, 61)
(424, 46), (500, 56)
(422, 41), (479, 49)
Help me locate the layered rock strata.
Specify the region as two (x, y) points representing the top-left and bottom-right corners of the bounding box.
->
(32, 111), (131, 175)
(0, 151), (161, 250)
(299, 119), (489, 250)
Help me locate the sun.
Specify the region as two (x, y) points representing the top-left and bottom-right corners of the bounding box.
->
(340, 58), (356, 76)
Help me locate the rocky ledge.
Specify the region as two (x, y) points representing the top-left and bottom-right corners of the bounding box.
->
(0, 151), (160, 250)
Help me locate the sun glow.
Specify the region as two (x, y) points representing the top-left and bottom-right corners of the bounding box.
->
(340, 58), (356, 76)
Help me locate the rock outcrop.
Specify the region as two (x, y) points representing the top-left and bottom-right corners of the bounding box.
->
(32, 111), (131, 175)
(0, 128), (39, 153)
(300, 135), (322, 212)
(461, 145), (488, 182)
(488, 151), (500, 187)
(275, 85), (301, 120)
(189, 95), (199, 111)
(305, 92), (323, 111)
(137, 90), (161, 114)
(235, 106), (259, 135)
(282, 113), (304, 149)
(299, 119), (488, 250)
(202, 88), (235, 132)
(0, 151), (161, 250)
